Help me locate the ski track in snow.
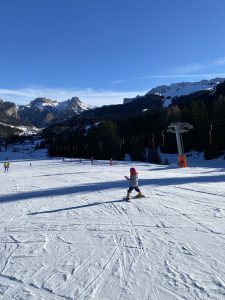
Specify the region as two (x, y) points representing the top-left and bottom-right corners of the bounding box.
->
(1, 159), (225, 299)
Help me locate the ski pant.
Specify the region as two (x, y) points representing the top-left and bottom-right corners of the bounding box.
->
(128, 186), (140, 193)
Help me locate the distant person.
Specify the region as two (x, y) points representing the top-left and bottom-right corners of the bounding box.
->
(4, 161), (9, 173)
(124, 167), (144, 201)
(110, 158), (113, 166)
(91, 157), (94, 164)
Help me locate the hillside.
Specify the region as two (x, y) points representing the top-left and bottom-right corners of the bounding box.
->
(1, 158), (225, 299)
(81, 93), (163, 118)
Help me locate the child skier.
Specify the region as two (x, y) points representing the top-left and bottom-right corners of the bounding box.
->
(125, 167), (144, 201)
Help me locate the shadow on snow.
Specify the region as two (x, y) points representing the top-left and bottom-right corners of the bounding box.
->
(33, 171), (88, 177)
(1, 174), (225, 204)
(28, 199), (127, 215)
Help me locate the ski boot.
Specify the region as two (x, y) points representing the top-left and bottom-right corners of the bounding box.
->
(135, 192), (144, 198)
(125, 192), (131, 201)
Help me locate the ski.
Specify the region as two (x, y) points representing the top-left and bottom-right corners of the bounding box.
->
(123, 195), (146, 201)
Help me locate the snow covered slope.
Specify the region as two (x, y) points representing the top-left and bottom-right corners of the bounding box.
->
(148, 78), (225, 107)
(123, 78), (225, 107)
(0, 138), (47, 160)
(148, 78), (225, 98)
(1, 158), (225, 299)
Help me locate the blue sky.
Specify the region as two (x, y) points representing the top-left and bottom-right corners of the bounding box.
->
(0, 0), (225, 105)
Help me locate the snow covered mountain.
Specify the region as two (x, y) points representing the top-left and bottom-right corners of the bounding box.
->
(25, 97), (91, 112)
(18, 97), (93, 128)
(123, 78), (225, 106)
(57, 97), (92, 112)
(147, 78), (224, 97)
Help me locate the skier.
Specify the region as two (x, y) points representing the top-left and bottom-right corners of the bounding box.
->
(3, 161), (9, 173)
(110, 158), (113, 166)
(125, 167), (144, 201)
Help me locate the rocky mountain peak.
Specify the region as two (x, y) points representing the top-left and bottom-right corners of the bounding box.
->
(0, 99), (19, 119)
(57, 97), (92, 112)
(29, 98), (57, 109)
(17, 96), (92, 128)
(69, 96), (80, 103)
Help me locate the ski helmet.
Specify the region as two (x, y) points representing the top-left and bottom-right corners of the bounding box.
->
(130, 167), (137, 175)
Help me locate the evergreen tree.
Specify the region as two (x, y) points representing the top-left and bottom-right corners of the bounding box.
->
(166, 105), (182, 123)
(86, 120), (121, 159)
(147, 148), (162, 164)
(163, 158), (169, 165)
(212, 94), (225, 121)
(129, 136), (146, 161)
(189, 100), (208, 125)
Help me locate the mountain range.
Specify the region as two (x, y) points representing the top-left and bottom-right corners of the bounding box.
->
(0, 77), (225, 138)
(0, 97), (93, 137)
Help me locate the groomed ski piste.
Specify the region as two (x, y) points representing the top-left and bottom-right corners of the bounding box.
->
(1, 152), (225, 299)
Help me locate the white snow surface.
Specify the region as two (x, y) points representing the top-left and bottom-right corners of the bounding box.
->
(161, 83), (214, 98)
(161, 83), (216, 108)
(1, 156), (225, 299)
